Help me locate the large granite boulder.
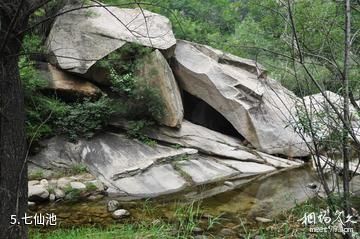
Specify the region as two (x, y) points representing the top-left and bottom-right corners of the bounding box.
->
(46, 4), (176, 74)
(172, 40), (309, 157)
(38, 63), (102, 99)
(137, 50), (184, 127)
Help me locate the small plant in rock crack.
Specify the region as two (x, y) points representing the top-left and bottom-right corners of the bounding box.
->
(172, 154), (189, 162)
(64, 186), (82, 202)
(85, 182), (98, 192)
(126, 120), (157, 146)
(29, 169), (45, 180)
(171, 144), (183, 149)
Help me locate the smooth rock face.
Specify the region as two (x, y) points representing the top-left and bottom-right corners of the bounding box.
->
(28, 185), (49, 202)
(70, 182), (86, 190)
(172, 40), (309, 157)
(38, 63), (102, 99)
(28, 180), (40, 187)
(46, 5), (176, 74)
(176, 158), (238, 185)
(54, 189), (65, 199)
(222, 160), (276, 174)
(137, 50), (184, 127)
(112, 209), (130, 219)
(111, 164), (187, 197)
(57, 178), (72, 189)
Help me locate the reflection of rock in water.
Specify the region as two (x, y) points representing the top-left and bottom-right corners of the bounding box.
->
(351, 175), (360, 196)
(247, 167), (317, 217)
(201, 166), (318, 218)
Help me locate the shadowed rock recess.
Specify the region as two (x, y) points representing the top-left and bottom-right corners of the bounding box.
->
(30, 3), (310, 200)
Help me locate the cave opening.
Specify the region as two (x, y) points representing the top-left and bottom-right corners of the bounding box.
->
(182, 91), (245, 140)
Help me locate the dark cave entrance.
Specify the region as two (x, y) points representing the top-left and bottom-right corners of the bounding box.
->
(182, 91), (245, 140)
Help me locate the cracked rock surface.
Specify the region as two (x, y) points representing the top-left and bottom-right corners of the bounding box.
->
(29, 123), (302, 199)
(46, 5), (176, 74)
(172, 40), (309, 157)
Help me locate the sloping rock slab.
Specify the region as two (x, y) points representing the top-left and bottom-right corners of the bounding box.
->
(172, 40), (309, 157)
(137, 50), (183, 127)
(110, 164), (187, 198)
(176, 158), (239, 185)
(46, 4), (176, 74)
(138, 120), (262, 163)
(138, 120), (302, 168)
(29, 130), (302, 199)
(222, 160), (276, 174)
(29, 133), (195, 195)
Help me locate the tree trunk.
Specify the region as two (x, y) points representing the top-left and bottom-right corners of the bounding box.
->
(0, 52), (28, 239)
(0, 1), (30, 238)
(0, 55), (28, 239)
(343, 0), (352, 238)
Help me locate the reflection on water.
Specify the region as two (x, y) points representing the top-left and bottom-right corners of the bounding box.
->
(202, 165), (318, 218)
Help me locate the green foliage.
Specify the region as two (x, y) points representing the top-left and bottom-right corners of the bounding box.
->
(23, 0), (360, 146)
(171, 144), (182, 149)
(64, 186), (82, 202)
(69, 164), (89, 175)
(20, 56), (55, 141)
(53, 164), (90, 178)
(101, 45), (164, 122)
(85, 182), (98, 192)
(21, 33), (115, 142)
(22, 34), (44, 54)
(29, 169), (45, 180)
(22, 74), (114, 142)
(174, 201), (201, 238)
(127, 79), (164, 122)
(54, 97), (114, 141)
(172, 154), (189, 162)
(103, 0), (360, 98)
(30, 224), (174, 239)
(126, 120), (157, 146)
(110, 70), (135, 94)
(206, 213), (222, 230)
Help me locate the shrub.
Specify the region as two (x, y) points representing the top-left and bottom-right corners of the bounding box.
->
(21, 59), (114, 142)
(64, 186), (82, 202)
(29, 169), (45, 180)
(85, 182), (98, 192)
(105, 44), (164, 122)
(21, 37), (163, 143)
(54, 96), (114, 141)
(126, 120), (157, 146)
